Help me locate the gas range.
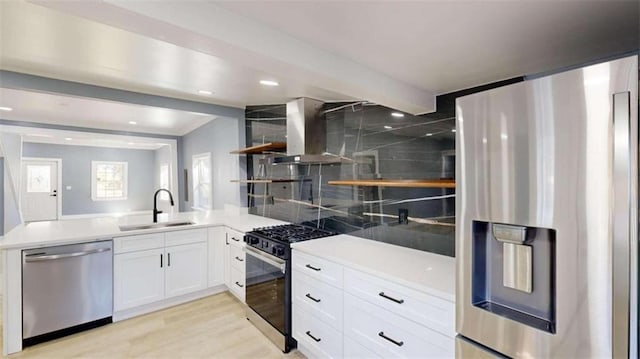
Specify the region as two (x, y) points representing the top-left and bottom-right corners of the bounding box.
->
(244, 224), (336, 259)
(243, 224), (336, 353)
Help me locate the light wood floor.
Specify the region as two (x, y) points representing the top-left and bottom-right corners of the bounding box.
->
(1, 292), (306, 359)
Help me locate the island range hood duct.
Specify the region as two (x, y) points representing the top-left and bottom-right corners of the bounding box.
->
(273, 98), (353, 164)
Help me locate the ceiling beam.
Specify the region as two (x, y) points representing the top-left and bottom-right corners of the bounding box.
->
(34, 0), (436, 115)
(0, 70), (245, 119)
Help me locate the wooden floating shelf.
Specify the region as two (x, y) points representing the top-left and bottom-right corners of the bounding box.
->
(230, 142), (286, 154)
(231, 178), (312, 184)
(327, 179), (455, 188)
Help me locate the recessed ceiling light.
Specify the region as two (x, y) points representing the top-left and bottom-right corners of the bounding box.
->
(0, 106), (13, 112)
(64, 137), (72, 141)
(391, 112), (404, 118)
(198, 90), (213, 95)
(128, 121), (137, 125)
(128, 142), (135, 145)
(384, 125), (393, 129)
(259, 80), (279, 86)
(451, 129), (457, 133)
(426, 133), (433, 137)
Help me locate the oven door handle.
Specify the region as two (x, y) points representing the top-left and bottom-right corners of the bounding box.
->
(244, 246), (286, 273)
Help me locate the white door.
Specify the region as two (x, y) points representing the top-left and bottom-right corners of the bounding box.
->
(165, 242), (208, 298)
(21, 159), (59, 222)
(113, 248), (165, 311)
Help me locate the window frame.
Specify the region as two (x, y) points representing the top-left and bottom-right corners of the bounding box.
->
(191, 152), (212, 210)
(91, 160), (128, 201)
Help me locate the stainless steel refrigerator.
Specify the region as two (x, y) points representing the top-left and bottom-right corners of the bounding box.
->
(455, 55), (638, 358)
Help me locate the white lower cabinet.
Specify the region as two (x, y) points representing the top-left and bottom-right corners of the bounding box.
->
(114, 248), (165, 311)
(225, 227), (246, 302)
(344, 336), (381, 359)
(207, 227), (226, 288)
(344, 293), (454, 358)
(164, 241), (208, 298)
(292, 249), (455, 359)
(114, 228), (208, 312)
(293, 306), (343, 359)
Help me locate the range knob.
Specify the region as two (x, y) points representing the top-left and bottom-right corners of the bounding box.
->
(271, 246), (277, 255)
(249, 237), (259, 245)
(276, 246), (285, 256)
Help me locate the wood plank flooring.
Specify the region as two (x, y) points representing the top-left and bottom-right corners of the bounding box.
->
(1, 292), (306, 358)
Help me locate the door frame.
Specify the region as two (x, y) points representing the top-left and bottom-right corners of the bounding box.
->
(21, 157), (63, 221)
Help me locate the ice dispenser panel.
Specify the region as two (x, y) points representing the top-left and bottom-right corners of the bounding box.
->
(472, 221), (556, 333)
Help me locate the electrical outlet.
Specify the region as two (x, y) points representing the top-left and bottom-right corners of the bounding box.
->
(399, 208), (409, 224)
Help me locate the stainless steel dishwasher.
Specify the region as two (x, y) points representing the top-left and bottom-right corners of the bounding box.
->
(22, 240), (113, 346)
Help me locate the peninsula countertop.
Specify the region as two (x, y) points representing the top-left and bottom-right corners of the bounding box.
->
(0, 210), (288, 250)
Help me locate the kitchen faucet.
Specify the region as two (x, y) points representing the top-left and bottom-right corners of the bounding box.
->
(153, 189), (175, 223)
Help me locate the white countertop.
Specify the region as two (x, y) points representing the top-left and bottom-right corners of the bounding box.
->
(0, 210), (288, 250)
(291, 234), (456, 302)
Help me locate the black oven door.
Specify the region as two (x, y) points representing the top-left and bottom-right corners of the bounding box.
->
(245, 246), (287, 334)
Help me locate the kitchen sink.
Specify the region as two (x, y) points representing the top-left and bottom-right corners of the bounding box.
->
(118, 221), (196, 231)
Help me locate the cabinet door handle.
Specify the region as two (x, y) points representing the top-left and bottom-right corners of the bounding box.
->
(160, 254), (163, 268)
(305, 293), (321, 303)
(231, 237), (241, 242)
(235, 281), (244, 288)
(379, 292), (404, 304)
(235, 256), (244, 262)
(305, 264), (321, 271)
(168, 253), (171, 267)
(378, 331), (404, 347)
(305, 331), (321, 342)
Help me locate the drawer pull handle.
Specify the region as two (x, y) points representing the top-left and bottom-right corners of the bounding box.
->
(232, 237), (241, 242)
(305, 331), (321, 342)
(378, 331), (404, 347)
(305, 293), (321, 303)
(235, 256), (244, 262)
(379, 292), (404, 304)
(235, 281), (244, 288)
(305, 264), (321, 271)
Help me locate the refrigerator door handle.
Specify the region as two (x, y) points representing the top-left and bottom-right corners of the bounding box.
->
(612, 91), (634, 358)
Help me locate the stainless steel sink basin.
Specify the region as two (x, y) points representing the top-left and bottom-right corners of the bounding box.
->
(119, 221), (195, 231)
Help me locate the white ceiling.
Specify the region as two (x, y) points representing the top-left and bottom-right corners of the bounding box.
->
(0, 88), (213, 136)
(0, 0), (637, 123)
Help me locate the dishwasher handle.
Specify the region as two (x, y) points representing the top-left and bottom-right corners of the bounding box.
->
(24, 247), (111, 262)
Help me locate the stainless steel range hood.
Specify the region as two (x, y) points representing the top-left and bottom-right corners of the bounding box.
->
(273, 98), (353, 165)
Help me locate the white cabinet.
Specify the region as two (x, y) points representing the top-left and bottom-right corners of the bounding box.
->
(292, 249), (456, 359)
(114, 228), (208, 312)
(292, 250), (344, 358)
(165, 241), (207, 298)
(224, 227), (246, 302)
(207, 227), (226, 288)
(114, 248), (165, 311)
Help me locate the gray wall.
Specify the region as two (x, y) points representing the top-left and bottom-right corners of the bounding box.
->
(0, 158), (4, 235)
(180, 117), (244, 211)
(22, 143), (155, 215)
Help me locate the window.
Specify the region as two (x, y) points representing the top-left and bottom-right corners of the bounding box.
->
(91, 161), (128, 201)
(159, 164), (170, 200)
(26, 165), (51, 193)
(192, 153), (211, 210)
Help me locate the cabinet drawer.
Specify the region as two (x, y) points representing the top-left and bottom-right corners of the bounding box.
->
(293, 306), (343, 359)
(114, 233), (164, 254)
(292, 250), (343, 288)
(226, 228), (245, 245)
(344, 267), (454, 337)
(344, 293), (454, 358)
(230, 267), (245, 302)
(344, 336), (381, 359)
(230, 244), (246, 272)
(165, 228), (207, 247)
(293, 271), (343, 330)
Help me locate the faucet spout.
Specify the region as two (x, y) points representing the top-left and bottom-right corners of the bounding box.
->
(153, 188), (175, 223)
